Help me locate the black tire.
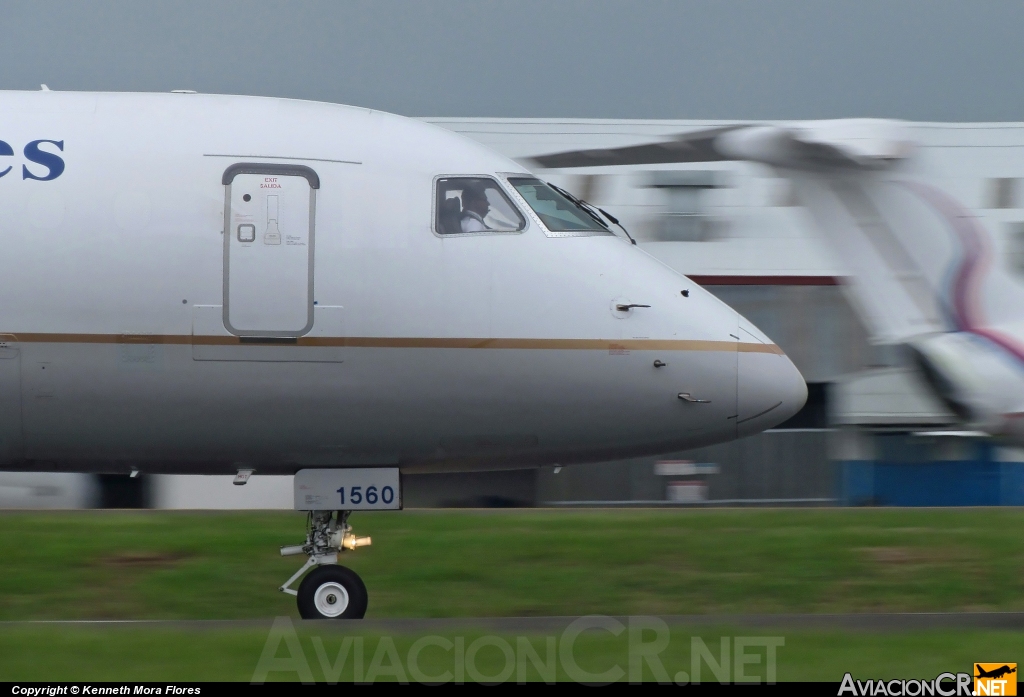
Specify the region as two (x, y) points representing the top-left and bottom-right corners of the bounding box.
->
(296, 565), (368, 619)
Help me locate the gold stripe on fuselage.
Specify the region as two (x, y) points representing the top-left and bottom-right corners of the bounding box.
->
(6, 333), (784, 354)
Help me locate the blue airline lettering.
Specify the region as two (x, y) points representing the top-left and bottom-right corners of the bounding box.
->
(22, 140), (65, 181)
(0, 140), (12, 178)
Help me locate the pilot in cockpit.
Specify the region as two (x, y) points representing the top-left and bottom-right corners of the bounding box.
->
(459, 183), (491, 232)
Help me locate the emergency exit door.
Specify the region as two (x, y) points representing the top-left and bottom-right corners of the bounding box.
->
(222, 163), (319, 337)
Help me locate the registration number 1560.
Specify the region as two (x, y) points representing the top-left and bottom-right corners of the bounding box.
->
(336, 485), (396, 506)
(294, 468), (402, 511)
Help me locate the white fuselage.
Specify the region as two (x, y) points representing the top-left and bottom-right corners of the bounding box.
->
(0, 91), (805, 474)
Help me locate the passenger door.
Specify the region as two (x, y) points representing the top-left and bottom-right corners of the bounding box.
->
(222, 164), (319, 337)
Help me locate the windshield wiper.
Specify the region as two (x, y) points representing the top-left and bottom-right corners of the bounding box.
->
(594, 206), (636, 246)
(545, 181), (608, 229)
(546, 181), (637, 246)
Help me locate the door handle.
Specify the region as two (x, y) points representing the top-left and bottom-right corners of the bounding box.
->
(615, 303), (651, 312)
(678, 392), (711, 404)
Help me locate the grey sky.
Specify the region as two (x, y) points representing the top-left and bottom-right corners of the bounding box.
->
(4, 0), (1024, 121)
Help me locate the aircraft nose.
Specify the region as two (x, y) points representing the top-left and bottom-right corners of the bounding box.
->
(736, 337), (807, 439)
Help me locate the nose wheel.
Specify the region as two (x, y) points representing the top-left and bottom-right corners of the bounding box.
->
(279, 510), (372, 620)
(297, 564), (368, 619)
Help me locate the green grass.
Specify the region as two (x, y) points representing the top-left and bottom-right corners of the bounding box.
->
(1, 508), (1024, 620)
(0, 624), (1018, 682)
(2, 508), (1023, 682)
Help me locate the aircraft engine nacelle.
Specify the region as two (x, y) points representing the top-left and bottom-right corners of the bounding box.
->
(905, 332), (1021, 432)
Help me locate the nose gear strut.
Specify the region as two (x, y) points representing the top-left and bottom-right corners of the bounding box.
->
(279, 510), (371, 619)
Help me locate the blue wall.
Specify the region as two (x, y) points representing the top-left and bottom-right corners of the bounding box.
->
(840, 437), (1024, 506)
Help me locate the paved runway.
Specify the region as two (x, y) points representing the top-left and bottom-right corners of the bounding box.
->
(7, 612), (1024, 632)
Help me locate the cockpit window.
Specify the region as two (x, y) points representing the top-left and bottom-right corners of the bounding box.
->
(435, 177), (526, 235)
(507, 177), (611, 234)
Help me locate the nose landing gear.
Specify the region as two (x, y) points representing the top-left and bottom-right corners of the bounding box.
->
(280, 510), (371, 619)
